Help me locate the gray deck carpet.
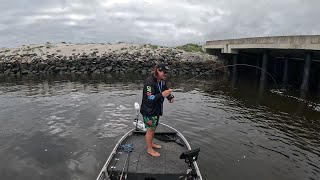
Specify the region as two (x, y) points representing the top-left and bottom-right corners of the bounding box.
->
(107, 125), (190, 179)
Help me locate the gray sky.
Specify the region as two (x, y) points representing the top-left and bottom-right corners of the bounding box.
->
(1, 0), (320, 47)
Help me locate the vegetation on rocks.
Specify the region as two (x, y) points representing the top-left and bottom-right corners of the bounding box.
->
(176, 43), (203, 53)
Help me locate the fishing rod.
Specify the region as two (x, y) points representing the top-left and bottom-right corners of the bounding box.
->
(184, 63), (279, 87)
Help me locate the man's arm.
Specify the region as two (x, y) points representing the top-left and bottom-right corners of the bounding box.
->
(163, 81), (174, 101)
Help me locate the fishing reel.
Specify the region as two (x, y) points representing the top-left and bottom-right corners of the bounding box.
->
(167, 94), (174, 101)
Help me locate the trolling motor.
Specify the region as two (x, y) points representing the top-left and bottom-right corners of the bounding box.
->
(133, 102), (146, 131)
(180, 148), (200, 180)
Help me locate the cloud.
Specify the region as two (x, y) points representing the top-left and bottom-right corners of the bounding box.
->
(0, 0), (319, 47)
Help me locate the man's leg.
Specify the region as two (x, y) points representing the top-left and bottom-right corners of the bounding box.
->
(146, 128), (160, 156)
(144, 116), (160, 156)
(152, 116), (161, 148)
(152, 131), (161, 149)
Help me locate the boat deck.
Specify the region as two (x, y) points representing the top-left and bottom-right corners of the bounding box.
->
(107, 125), (190, 180)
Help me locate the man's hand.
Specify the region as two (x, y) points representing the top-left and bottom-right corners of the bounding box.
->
(162, 89), (173, 97)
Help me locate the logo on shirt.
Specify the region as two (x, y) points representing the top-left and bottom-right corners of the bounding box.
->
(148, 95), (155, 100)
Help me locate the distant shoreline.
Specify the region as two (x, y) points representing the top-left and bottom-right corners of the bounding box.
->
(0, 42), (227, 76)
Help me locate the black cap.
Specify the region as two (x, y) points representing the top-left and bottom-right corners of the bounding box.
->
(155, 63), (168, 71)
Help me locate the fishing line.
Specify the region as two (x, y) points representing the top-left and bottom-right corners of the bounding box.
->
(184, 63), (279, 88)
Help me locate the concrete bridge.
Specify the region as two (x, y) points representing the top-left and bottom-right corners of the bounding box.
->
(204, 35), (320, 91)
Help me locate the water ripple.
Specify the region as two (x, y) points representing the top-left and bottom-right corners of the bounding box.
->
(0, 75), (320, 180)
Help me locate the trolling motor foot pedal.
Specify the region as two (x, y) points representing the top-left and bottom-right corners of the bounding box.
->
(180, 148), (200, 179)
(180, 148), (200, 165)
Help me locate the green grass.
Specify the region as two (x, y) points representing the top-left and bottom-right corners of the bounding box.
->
(45, 42), (53, 49)
(150, 45), (158, 50)
(22, 45), (45, 51)
(176, 43), (203, 52)
(23, 46), (31, 52)
(166, 48), (173, 53)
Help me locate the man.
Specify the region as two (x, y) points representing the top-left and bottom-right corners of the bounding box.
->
(140, 63), (174, 157)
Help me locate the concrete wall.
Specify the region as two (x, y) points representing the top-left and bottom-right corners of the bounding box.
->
(206, 35), (320, 45)
(204, 35), (320, 54)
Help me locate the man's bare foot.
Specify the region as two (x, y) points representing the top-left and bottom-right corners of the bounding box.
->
(152, 143), (162, 149)
(147, 149), (161, 157)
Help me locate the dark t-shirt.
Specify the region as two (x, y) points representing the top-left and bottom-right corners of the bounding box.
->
(140, 75), (168, 116)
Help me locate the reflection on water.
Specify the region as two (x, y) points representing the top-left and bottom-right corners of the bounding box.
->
(0, 74), (320, 180)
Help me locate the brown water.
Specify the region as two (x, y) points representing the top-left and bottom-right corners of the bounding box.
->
(0, 74), (319, 180)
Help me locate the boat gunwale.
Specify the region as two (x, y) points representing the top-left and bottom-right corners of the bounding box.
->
(95, 129), (135, 180)
(95, 122), (203, 180)
(160, 122), (203, 180)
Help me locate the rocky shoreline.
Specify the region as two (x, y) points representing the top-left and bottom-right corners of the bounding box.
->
(0, 43), (226, 76)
